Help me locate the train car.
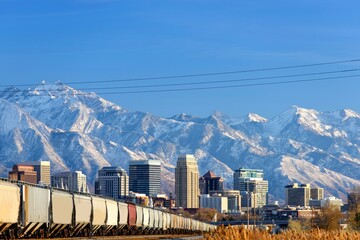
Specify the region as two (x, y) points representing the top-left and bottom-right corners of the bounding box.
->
(158, 210), (163, 233)
(166, 213), (171, 233)
(135, 206), (143, 233)
(179, 216), (185, 232)
(91, 196), (107, 235)
(167, 213), (173, 233)
(161, 212), (168, 232)
(0, 180), (20, 238)
(142, 207), (149, 233)
(105, 199), (118, 235)
(148, 208), (155, 232)
(118, 202), (128, 232)
(153, 209), (159, 232)
(127, 203), (137, 233)
(20, 185), (50, 237)
(170, 213), (177, 233)
(49, 189), (73, 237)
(184, 218), (189, 232)
(72, 193), (91, 236)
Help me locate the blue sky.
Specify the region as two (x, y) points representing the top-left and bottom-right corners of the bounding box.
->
(1, 0), (360, 119)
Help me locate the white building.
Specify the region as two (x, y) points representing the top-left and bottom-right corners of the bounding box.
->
(210, 190), (241, 213)
(310, 196), (343, 210)
(51, 170), (88, 193)
(200, 194), (228, 213)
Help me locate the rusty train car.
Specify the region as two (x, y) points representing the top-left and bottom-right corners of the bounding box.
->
(0, 179), (216, 238)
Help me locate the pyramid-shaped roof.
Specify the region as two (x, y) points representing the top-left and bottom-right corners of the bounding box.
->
(202, 170), (217, 178)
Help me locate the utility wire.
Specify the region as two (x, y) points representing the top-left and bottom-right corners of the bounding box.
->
(70, 68), (360, 91)
(3, 74), (359, 96)
(0, 58), (359, 88)
(92, 74), (360, 95)
(0, 68), (358, 94)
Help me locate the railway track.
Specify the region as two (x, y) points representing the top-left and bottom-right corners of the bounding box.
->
(37, 234), (204, 240)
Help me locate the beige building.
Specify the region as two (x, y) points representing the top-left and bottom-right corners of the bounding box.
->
(21, 161), (51, 185)
(175, 154), (199, 208)
(51, 170), (88, 193)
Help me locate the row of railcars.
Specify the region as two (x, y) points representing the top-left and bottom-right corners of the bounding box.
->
(0, 179), (216, 238)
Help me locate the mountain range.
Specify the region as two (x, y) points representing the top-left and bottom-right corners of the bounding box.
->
(0, 82), (359, 202)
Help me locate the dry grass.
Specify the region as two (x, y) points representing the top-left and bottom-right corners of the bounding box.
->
(203, 225), (360, 240)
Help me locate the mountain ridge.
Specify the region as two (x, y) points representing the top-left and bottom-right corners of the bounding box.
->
(0, 82), (359, 201)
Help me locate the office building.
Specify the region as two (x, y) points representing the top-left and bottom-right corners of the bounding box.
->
(8, 164), (37, 184)
(285, 183), (311, 206)
(175, 154), (199, 208)
(233, 168), (268, 208)
(21, 161), (51, 185)
(129, 159), (161, 196)
(348, 191), (360, 211)
(95, 166), (129, 199)
(200, 194), (228, 213)
(51, 170), (88, 192)
(309, 197), (343, 210)
(199, 170), (224, 194)
(310, 187), (324, 200)
(210, 189), (241, 213)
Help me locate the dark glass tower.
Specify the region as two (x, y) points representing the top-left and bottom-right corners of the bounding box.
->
(129, 160), (161, 196)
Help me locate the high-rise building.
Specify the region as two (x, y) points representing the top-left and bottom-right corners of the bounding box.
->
(28, 161), (51, 185)
(233, 168), (268, 208)
(175, 154), (199, 208)
(95, 166), (129, 199)
(20, 161), (51, 185)
(199, 170), (224, 194)
(51, 171), (88, 193)
(8, 164), (37, 184)
(285, 183), (311, 206)
(129, 159), (161, 196)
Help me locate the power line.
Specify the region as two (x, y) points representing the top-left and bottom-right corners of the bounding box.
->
(0, 58), (359, 88)
(92, 74), (360, 95)
(71, 68), (360, 91)
(0, 68), (358, 94)
(3, 73), (358, 96)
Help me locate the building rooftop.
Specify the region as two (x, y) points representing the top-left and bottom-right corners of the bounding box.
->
(129, 159), (161, 166)
(202, 170), (217, 178)
(178, 154), (196, 162)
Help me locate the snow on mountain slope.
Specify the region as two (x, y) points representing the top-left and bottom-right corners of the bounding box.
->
(0, 82), (359, 201)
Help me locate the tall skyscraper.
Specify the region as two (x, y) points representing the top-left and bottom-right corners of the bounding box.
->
(8, 164), (37, 184)
(199, 170), (224, 194)
(175, 154), (199, 208)
(233, 167), (268, 208)
(51, 171), (88, 193)
(129, 159), (161, 196)
(95, 166), (129, 199)
(21, 160), (51, 185)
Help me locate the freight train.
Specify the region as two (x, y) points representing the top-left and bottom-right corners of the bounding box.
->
(0, 178), (216, 239)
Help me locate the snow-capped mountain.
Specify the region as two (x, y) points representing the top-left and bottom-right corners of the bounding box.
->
(0, 82), (359, 201)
